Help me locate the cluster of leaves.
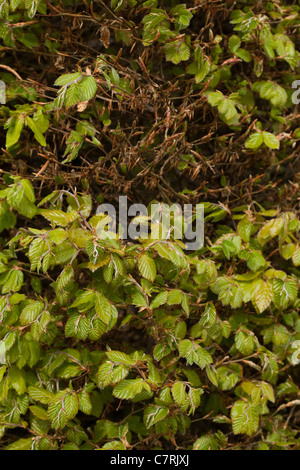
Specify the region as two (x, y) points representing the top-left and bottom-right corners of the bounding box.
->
(0, 181), (300, 449)
(0, 0), (300, 451)
(0, 0), (299, 208)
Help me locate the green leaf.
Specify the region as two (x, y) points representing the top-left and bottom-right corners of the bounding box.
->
(6, 179), (37, 219)
(252, 280), (272, 313)
(218, 99), (237, 122)
(181, 293), (190, 316)
(39, 209), (78, 226)
(231, 400), (259, 436)
(65, 82), (81, 107)
(245, 132), (263, 149)
(113, 379), (147, 400)
(0, 332), (17, 364)
(281, 243), (296, 260)
(25, 0), (39, 19)
(78, 390), (92, 415)
(237, 216), (254, 242)
(26, 116), (47, 146)
(101, 441), (126, 450)
(10, 0), (23, 11)
(272, 278), (298, 309)
(1, 269), (24, 293)
(164, 40), (190, 64)
(6, 438), (34, 450)
(5, 116), (25, 148)
(29, 405), (50, 421)
(167, 289), (182, 305)
(9, 365), (27, 395)
(138, 253), (157, 282)
(96, 362), (130, 388)
(28, 386), (54, 404)
(207, 91), (224, 107)
(236, 48), (252, 62)
(78, 76), (97, 101)
(205, 365), (218, 387)
(95, 292), (118, 325)
(260, 382), (275, 403)
(0, 0), (9, 19)
(54, 72), (82, 87)
(0, 201), (16, 233)
(48, 390), (79, 430)
(241, 250), (266, 272)
(229, 35), (241, 53)
(178, 339), (213, 368)
(172, 4), (193, 28)
(106, 351), (136, 366)
(150, 291), (168, 309)
(20, 300), (44, 325)
(144, 404), (169, 428)
(171, 382), (187, 406)
(262, 131), (280, 150)
(292, 248), (300, 266)
(235, 330), (256, 355)
(193, 436), (219, 450)
(216, 366), (241, 391)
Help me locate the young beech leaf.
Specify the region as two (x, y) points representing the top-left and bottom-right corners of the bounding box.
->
(138, 253), (157, 282)
(150, 291), (168, 309)
(231, 400), (259, 436)
(26, 116), (47, 146)
(144, 405), (169, 428)
(252, 280), (273, 314)
(25, 0), (39, 19)
(54, 72), (82, 87)
(20, 300), (44, 325)
(262, 131), (280, 150)
(28, 386), (54, 405)
(164, 40), (190, 64)
(5, 116), (25, 148)
(48, 390), (79, 430)
(292, 247), (300, 266)
(172, 382), (188, 406)
(78, 76), (97, 101)
(6, 438), (34, 451)
(112, 379), (148, 400)
(245, 132), (263, 149)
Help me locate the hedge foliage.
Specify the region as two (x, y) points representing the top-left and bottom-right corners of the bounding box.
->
(0, 0), (300, 450)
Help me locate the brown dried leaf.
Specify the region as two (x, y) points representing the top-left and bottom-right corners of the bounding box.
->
(100, 26), (110, 49)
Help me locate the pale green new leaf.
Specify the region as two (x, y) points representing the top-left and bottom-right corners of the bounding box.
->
(150, 291), (168, 309)
(95, 292), (118, 325)
(292, 247), (300, 266)
(26, 116), (47, 146)
(245, 132), (263, 149)
(252, 280), (272, 313)
(263, 131), (280, 150)
(54, 72), (82, 87)
(25, 0), (39, 19)
(78, 76), (97, 101)
(138, 253), (157, 282)
(48, 390), (79, 430)
(164, 40), (190, 64)
(112, 378), (146, 400)
(106, 351), (136, 366)
(171, 382), (187, 406)
(5, 116), (25, 148)
(20, 300), (44, 325)
(144, 404), (168, 428)
(28, 386), (54, 405)
(231, 400), (259, 436)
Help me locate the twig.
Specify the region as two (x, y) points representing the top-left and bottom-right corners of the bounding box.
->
(0, 64), (22, 80)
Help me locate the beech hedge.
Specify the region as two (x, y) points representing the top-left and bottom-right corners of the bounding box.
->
(0, 0), (300, 450)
